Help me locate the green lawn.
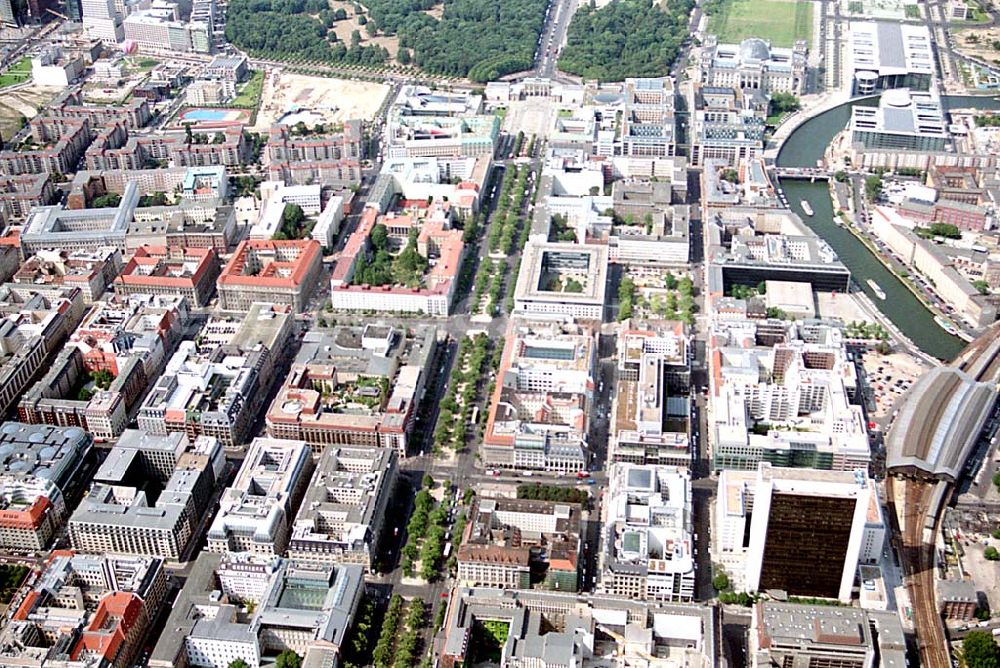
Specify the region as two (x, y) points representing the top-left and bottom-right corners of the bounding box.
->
(8, 57), (31, 74)
(0, 57), (32, 90)
(232, 69), (265, 109)
(707, 0), (813, 48)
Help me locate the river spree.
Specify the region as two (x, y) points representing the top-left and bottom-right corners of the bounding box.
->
(774, 96), (1000, 360)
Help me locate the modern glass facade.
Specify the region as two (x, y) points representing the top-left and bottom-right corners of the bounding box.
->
(758, 492), (856, 598)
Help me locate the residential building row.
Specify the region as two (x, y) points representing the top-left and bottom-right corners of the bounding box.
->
(0, 552), (168, 668)
(456, 497), (581, 592)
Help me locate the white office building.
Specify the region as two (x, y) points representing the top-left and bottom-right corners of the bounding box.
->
(847, 21), (934, 95)
(597, 464), (695, 602)
(82, 0), (123, 43)
(206, 438), (315, 555)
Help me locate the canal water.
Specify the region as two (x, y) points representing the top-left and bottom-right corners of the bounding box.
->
(775, 95), (1000, 360)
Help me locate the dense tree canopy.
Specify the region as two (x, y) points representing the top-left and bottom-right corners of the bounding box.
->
(361, 0), (549, 80)
(558, 0), (695, 81)
(225, 0), (388, 66)
(227, 0), (548, 79)
(275, 650), (302, 668)
(352, 226), (428, 288)
(962, 631), (1000, 668)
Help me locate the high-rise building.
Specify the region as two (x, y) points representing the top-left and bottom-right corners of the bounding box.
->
(82, 0), (123, 43)
(737, 464), (876, 602)
(65, 0), (83, 21)
(0, 0), (17, 26)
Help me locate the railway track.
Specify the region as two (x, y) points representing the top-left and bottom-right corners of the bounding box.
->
(888, 476), (951, 668)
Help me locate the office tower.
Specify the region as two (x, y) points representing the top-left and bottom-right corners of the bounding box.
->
(743, 464), (874, 602)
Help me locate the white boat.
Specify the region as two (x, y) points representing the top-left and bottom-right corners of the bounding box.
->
(801, 200), (814, 216)
(866, 279), (886, 300)
(934, 315), (959, 336)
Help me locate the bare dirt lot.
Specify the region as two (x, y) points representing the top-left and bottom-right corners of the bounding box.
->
(251, 70), (390, 132)
(954, 27), (1000, 67)
(0, 85), (61, 144)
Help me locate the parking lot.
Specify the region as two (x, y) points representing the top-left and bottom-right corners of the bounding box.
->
(861, 352), (925, 418)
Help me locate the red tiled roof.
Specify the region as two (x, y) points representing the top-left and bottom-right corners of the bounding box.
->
(218, 239), (320, 289)
(116, 245), (217, 290)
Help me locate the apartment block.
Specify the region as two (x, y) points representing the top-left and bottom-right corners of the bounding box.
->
(287, 445), (398, 571)
(0, 118), (91, 177)
(85, 126), (249, 171)
(0, 174), (56, 220)
(69, 166), (229, 209)
(45, 90), (152, 132)
(266, 121), (363, 187)
(69, 431), (224, 559)
(207, 438), (314, 555)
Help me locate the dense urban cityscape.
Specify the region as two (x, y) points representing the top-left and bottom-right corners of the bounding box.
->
(0, 0), (997, 666)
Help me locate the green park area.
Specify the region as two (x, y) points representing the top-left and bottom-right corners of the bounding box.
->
(706, 0), (813, 48)
(232, 69), (265, 109)
(0, 58), (32, 90)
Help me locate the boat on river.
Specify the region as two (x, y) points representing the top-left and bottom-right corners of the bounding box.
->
(934, 315), (959, 336)
(866, 279), (886, 300)
(801, 200), (814, 216)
